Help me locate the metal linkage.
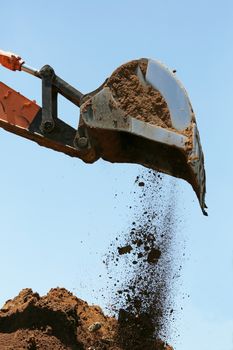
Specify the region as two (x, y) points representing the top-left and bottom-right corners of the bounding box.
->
(39, 65), (57, 133)
(36, 64), (84, 135)
(0, 50), (86, 142)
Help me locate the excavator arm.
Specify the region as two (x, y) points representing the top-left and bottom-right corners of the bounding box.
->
(0, 51), (91, 160)
(0, 50), (207, 215)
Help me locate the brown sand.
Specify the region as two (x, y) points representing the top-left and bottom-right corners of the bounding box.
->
(106, 59), (171, 128)
(0, 288), (173, 350)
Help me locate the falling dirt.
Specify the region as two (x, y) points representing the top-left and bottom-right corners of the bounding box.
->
(147, 247), (162, 264)
(117, 245), (133, 255)
(0, 287), (173, 350)
(104, 170), (179, 349)
(106, 59), (172, 128)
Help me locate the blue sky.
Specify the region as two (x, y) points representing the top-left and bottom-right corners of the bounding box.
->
(1, 1), (233, 349)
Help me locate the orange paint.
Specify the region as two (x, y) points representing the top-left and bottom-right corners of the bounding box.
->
(0, 50), (24, 71)
(0, 82), (40, 129)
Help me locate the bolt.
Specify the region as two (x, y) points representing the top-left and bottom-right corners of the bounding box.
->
(74, 136), (88, 149)
(41, 120), (55, 133)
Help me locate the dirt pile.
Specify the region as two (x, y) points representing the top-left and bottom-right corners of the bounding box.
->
(0, 287), (173, 350)
(106, 59), (171, 128)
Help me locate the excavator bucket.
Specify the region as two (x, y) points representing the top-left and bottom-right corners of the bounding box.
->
(79, 59), (207, 214)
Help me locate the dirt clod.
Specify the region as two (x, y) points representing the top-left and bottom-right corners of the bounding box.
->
(147, 247), (162, 264)
(88, 322), (102, 332)
(117, 245), (133, 255)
